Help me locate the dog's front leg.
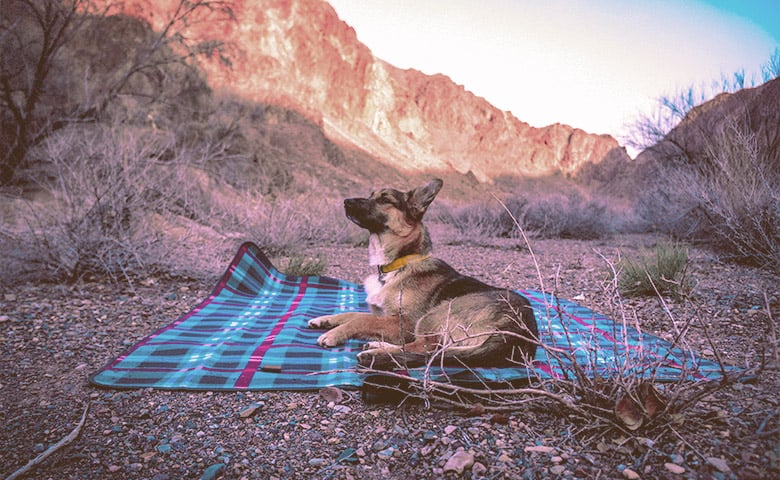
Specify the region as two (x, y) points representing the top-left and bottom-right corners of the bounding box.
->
(315, 313), (406, 348)
(308, 313), (352, 330)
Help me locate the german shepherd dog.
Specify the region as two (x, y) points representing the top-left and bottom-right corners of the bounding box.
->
(308, 179), (538, 369)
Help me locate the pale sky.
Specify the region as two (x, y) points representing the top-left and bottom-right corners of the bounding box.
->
(327, 0), (779, 152)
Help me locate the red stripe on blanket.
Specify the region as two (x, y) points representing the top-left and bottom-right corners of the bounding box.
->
(234, 279), (309, 388)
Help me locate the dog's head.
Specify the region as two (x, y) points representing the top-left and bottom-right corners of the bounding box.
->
(344, 179), (443, 235)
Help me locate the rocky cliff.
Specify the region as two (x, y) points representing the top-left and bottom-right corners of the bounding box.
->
(115, 0), (629, 182)
(627, 77), (780, 181)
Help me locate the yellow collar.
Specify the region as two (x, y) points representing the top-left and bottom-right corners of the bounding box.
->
(379, 254), (430, 274)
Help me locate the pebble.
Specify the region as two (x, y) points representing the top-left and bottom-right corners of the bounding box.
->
(239, 403), (263, 418)
(443, 449), (475, 474)
(444, 425), (458, 435)
(308, 458), (328, 466)
(472, 461), (487, 476)
(707, 457), (731, 473)
(525, 445), (555, 454)
(664, 462), (686, 474)
(200, 463), (225, 480)
(377, 447), (395, 459)
(622, 467), (640, 479)
(549, 465), (566, 475)
(498, 453), (513, 463)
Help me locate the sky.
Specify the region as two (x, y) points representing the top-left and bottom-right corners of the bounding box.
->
(327, 0), (779, 154)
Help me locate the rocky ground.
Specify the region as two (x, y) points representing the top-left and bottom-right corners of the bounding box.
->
(0, 234), (778, 479)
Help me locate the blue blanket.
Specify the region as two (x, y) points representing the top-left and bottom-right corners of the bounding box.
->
(90, 243), (741, 390)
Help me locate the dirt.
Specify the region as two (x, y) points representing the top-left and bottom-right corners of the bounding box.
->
(1, 234), (778, 479)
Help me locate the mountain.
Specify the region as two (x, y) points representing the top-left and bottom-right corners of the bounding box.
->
(116, 0), (629, 183)
(623, 76), (780, 190)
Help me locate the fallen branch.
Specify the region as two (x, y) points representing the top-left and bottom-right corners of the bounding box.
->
(5, 403), (90, 480)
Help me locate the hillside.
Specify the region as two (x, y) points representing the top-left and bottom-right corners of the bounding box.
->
(111, 0), (630, 182)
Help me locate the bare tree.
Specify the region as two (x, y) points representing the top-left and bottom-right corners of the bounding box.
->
(762, 47), (780, 82)
(0, 0), (233, 184)
(623, 51), (779, 153)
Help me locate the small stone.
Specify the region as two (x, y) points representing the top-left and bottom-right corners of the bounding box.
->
(377, 447), (395, 459)
(664, 462), (686, 474)
(239, 403), (262, 418)
(308, 458), (328, 466)
(498, 453), (513, 463)
(371, 439), (388, 452)
(156, 444), (172, 454)
(444, 425), (458, 435)
(622, 467), (640, 479)
(551, 456), (563, 464)
(200, 463), (225, 480)
(420, 444), (436, 456)
(108, 465), (121, 473)
(549, 465), (566, 475)
(0, 315), (8, 322)
(524, 445), (555, 454)
(472, 462), (487, 476)
(707, 457), (730, 473)
(443, 449), (475, 474)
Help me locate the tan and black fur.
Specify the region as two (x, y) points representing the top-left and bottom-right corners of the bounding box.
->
(308, 179), (538, 369)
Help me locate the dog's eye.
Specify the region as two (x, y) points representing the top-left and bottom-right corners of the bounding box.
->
(375, 193), (393, 204)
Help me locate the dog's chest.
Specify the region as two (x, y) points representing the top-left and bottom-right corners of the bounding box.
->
(364, 271), (398, 312)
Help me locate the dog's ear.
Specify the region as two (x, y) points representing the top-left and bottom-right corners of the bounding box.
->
(407, 178), (443, 220)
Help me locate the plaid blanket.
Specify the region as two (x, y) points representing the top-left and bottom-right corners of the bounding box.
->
(90, 242), (741, 391)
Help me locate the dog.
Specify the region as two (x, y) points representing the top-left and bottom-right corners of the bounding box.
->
(308, 178), (538, 369)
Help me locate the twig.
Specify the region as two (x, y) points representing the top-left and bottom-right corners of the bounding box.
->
(765, 291), (778, 366)
(5, 403), (90, 480)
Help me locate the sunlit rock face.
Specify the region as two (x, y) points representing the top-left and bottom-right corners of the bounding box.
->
(113, 0), (629, 181)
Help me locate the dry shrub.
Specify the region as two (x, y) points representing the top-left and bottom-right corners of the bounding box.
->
(242, 196), (354, 256)
(435, 190), (618, 243)
(358, 229), (751, 444)
(9, 125), (201, 283)
(432, 198), (523, 243)
(635, 120), (779, 271)
(684, 123), (779, 270)
(520, 189), (614, 239)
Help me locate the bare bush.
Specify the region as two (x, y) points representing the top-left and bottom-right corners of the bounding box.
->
(358, 235), (751, 442)
(684, 123), (779, 270)
(243, 196), (355, 256)
(4, 125), (224, 283)
(435, 190), (619, 244)
(638, 120), (780, 271)
(521, 190), (614, 240)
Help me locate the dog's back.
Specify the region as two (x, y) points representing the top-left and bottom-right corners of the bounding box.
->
(366, 257), (538, 368)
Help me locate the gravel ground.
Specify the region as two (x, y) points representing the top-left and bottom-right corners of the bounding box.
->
(1, 234), (778, 479)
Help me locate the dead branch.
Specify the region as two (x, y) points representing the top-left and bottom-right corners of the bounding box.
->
(5, 403), (90, 480)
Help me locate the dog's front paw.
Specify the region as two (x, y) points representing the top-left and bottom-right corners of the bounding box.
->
(317, 330), (344, 348)
(308, 315), (335, 330)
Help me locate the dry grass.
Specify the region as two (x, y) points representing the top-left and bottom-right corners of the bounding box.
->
(617, 240), (693, 298)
